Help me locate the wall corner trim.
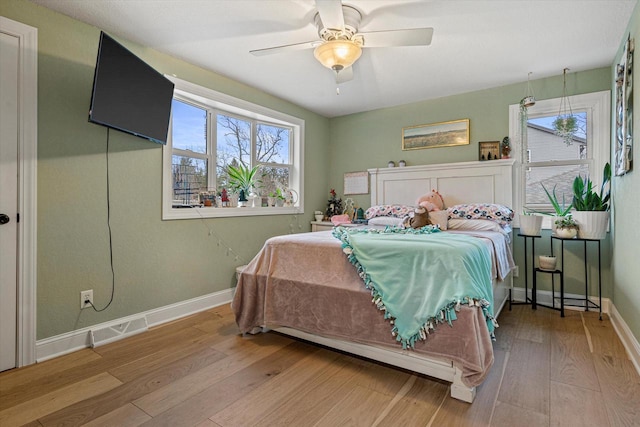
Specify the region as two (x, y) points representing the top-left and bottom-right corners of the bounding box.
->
(609, 302), (640, 377)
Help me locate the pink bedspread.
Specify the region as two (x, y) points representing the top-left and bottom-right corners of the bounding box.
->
(232, 229), (513, 387)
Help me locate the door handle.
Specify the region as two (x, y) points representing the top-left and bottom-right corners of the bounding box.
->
(0, 214), (10, 225)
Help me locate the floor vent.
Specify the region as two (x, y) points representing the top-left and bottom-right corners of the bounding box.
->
(90, 317), (148, 347)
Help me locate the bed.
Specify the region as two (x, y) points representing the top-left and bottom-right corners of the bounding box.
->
(233, 159), (516, 402)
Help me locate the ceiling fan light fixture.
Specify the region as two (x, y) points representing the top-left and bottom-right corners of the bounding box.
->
(313, 39), (362, 71)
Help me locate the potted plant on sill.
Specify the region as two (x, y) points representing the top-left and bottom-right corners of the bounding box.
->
(540, 183), (573, 233)
(554, 215), (579, 239)
(571, 162), (611, 239)
(227, 164), (262, 207)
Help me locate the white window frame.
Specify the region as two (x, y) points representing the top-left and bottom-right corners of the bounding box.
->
(509, 90), (610, 229)
(162, 76), (304, 220)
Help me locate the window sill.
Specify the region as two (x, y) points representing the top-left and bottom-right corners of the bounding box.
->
(162, 205), (304, 220)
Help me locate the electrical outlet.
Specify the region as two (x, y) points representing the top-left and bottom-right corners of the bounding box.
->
(80, 290), (93, 309)
(513, 266), (519, 278)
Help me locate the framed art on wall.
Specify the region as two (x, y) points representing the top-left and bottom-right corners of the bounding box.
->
(615, 35), (634, 176)
(478, 141), (500, 160)
(402, 119), (470, 150)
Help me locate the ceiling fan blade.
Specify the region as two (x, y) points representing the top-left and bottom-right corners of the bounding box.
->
(250, 40), (320, 56)
(335, 66), (353, 84)
(315, 0), (345, 30)
(359, 28), (434, 47)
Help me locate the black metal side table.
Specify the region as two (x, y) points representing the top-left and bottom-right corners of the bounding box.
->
(550, 235), (602, 320)
(533, 267), (565, 317)
(510, 233), (541, 309)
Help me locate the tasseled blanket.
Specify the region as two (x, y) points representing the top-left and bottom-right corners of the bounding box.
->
(332, 226), (497, 349)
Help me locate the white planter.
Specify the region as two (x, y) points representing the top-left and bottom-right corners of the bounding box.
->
(572, 211), (609, 240)
(539, 255), (557, 271)
(555, 227), (578, 239)
(519, 214), (543, 236)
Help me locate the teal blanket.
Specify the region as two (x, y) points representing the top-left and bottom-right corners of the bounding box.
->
(333, 226), (496, 348)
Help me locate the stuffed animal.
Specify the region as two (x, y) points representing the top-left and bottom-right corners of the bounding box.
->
(416, 189), (444, 212)
(403, 206), (431, 229)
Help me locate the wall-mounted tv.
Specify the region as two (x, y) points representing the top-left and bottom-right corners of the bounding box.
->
(89, 32), (174, 144)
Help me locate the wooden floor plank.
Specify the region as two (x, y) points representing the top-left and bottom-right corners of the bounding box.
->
(583, 313), (628, 359)
(82, 403), (152, 427)
(209, 348), (340, 427)
(38, 347), (226, 427)
(1, 302), (637, 426)
(593, 354), (640, 426)
(375, 375), (448, 426)
(490, 400), (548, 427)
(0, 349), (101, 393)
(550, 318), (600, 392)
(497, 338), (550, 415)
(549, 381), (610, 427)
(314, 384), (392, 427)
(0, 372), (122, 427)
(432, 348), (508, 426)
(138, 341), (318, 426)
(250, 355), (367, 427)
(133, 333), (292, 417)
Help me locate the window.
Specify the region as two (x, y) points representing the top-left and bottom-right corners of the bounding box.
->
(509, 91), (610, 228)
(162, 77), (304, 220)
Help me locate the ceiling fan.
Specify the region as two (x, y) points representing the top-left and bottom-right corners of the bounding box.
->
(250, 0), (434, 83)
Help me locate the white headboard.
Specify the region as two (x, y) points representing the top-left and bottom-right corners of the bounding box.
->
(368, 159), (515, 208)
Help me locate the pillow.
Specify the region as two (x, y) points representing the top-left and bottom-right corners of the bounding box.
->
(447, 219), (504, 233)
(447, 203), (514, 229)
(367, 216), (404, 227)
(365, 205), (414, 219)
(428, 210), (448, 230)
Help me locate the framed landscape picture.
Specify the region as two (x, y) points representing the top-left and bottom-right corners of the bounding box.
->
(402, 119), (470, 150)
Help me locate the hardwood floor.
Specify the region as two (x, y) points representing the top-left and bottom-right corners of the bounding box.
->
(1, 304), (639, 426)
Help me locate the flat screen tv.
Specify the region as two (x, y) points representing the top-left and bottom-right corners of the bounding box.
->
(89, 32), (174, 144)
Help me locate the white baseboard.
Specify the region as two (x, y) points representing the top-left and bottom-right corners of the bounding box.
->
(36, 288), (234, 362)
(608, 303), (640, 376)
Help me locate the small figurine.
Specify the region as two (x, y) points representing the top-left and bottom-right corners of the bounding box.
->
(398, 160), (406, 167)
(388, 161), (395, 168)
(221, 188), (229, 207)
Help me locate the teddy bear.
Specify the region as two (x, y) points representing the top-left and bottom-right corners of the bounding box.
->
(403, 206), (431, 229)
(416, 189), (444, 212)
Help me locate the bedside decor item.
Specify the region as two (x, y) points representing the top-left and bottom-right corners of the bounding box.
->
(519, 212), (543, 236)
(572, 162), (611, 240)
(615, 35), (634, 176)
(402, 119), (469, 150)
(501, 136), (511, 159)
(553, 68), (578, 146)
(314, 211), (324, 222)
(326, 189), (343, 219)
(538, 255), (557, 271)
(479, 141), (500, 161)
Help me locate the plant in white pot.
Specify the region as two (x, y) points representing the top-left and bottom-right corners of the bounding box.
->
(519, 211), (543, 236)
(554, 215), (579, 239)
(571, 163), (611, 240)
(540, 183), (573, 233)
(227, 164), (262, 207)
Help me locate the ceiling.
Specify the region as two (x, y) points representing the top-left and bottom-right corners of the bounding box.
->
(31, 0), (636, 118)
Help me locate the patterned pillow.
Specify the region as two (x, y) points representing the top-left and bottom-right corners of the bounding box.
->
(365, 205), (414, 219)
(447, 203), (514, 229)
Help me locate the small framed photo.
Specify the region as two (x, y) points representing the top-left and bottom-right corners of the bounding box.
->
(479, 141), (500, 160)
(402, 119), (470, 150)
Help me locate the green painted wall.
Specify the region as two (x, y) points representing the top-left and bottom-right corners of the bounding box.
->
(611, 1), (640, 344)
(327, 69), (615, 302)
(2, 0), (330, 339)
